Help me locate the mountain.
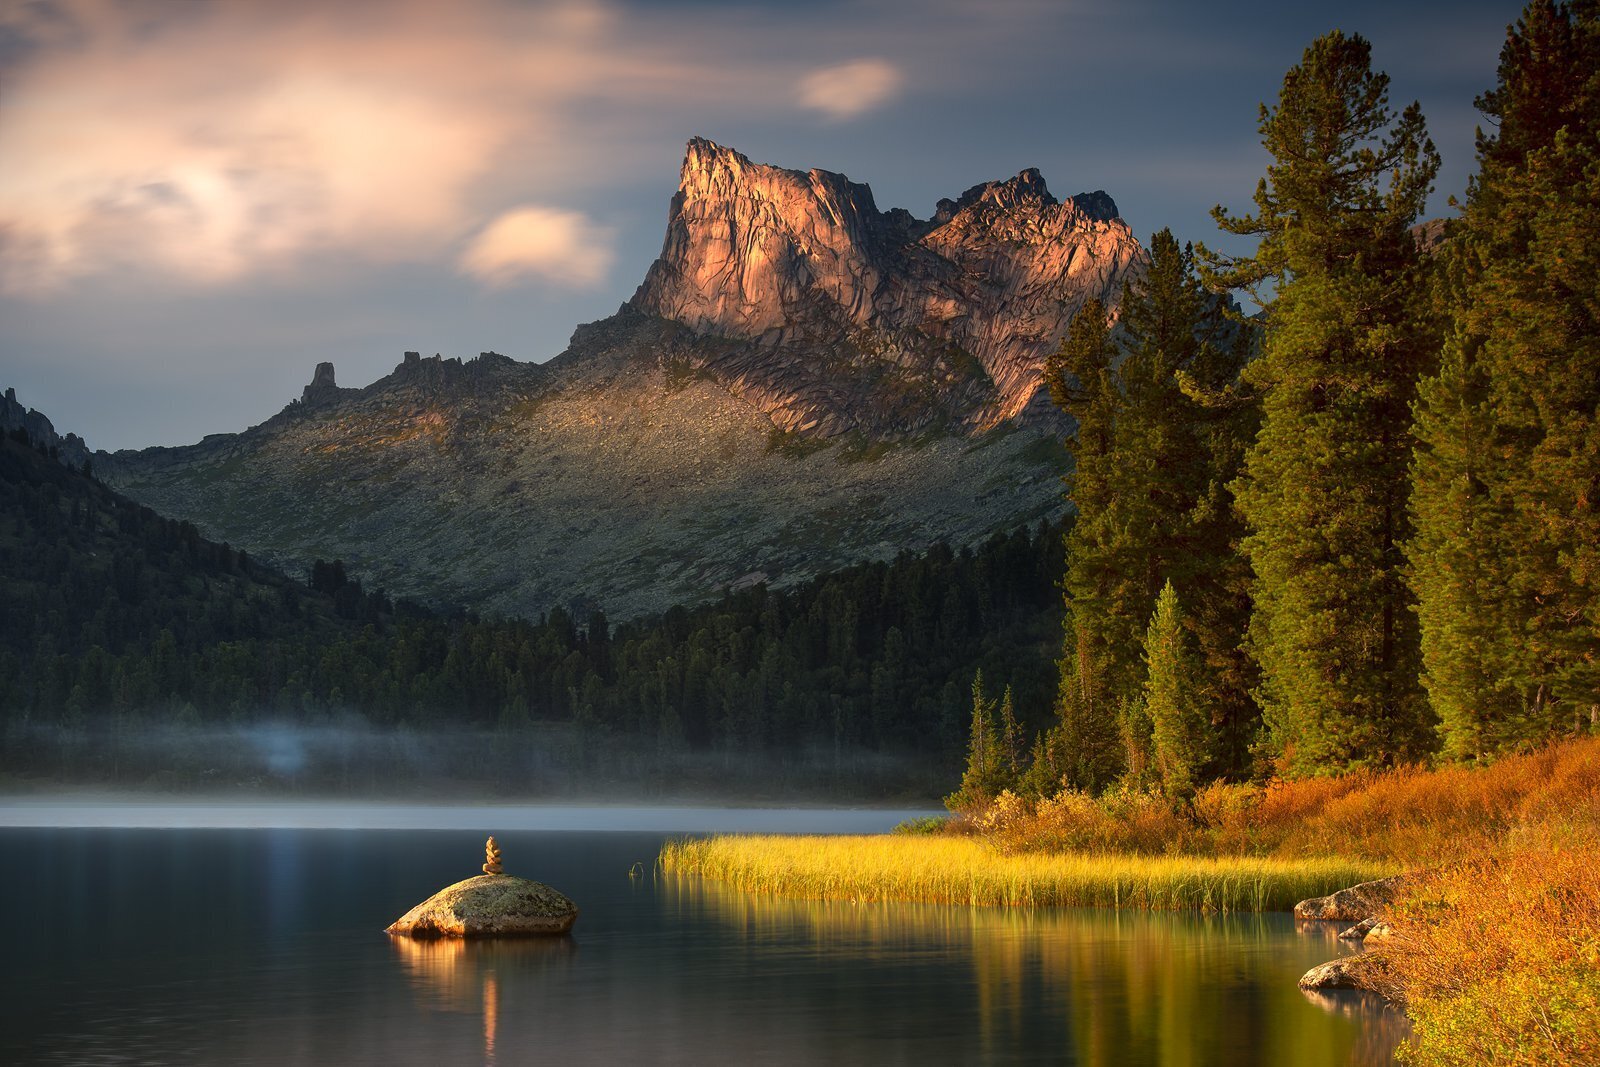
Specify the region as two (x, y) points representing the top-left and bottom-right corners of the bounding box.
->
(2, 387), (90, 471)
(632, 138), (1143, 436)
(0, 425), (388, 672)
(98, 139), (1147, 620)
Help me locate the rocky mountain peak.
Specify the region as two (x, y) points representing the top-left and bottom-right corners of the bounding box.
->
(628, 139), (1145, 435)
(935, 167), (1055, 220)
(300, 361), (345, 409)
(2, 385), (90, 469)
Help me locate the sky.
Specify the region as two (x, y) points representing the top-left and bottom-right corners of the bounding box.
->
(1, 0), (1523, 451)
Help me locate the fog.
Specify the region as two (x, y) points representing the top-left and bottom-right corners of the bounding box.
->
(0, 799), (934, 833)
(0, 716), (950, 809)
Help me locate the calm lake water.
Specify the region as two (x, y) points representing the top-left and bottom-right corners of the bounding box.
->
(0, 805), (1408, 1065)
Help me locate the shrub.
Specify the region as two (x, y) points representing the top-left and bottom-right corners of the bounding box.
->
(1381, 823), (1600, 1066)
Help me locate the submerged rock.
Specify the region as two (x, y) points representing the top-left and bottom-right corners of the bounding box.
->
(1294, 874), (1408, 923)
(386, 838), (577, 938)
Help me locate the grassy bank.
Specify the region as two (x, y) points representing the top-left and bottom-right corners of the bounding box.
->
(662, 737), (1600, 1062)
(659, 834), (1391, 912)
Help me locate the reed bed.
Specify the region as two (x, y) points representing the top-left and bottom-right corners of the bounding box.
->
(659, 834), (1392, 913)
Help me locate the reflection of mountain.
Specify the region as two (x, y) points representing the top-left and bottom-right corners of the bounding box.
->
(661, 875), (1412, 1066)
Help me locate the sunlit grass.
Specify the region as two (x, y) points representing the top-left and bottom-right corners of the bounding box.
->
(659, 834), (1393, 912)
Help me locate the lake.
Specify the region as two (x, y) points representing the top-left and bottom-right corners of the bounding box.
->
(0, 803), (1408, 1065)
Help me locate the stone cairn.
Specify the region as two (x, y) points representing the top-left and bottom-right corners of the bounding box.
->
(482, 836), (504, 875)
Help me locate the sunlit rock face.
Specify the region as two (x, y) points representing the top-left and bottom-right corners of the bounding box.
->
(95, 140), (1139, 620)
(631, 138), (1145, 436)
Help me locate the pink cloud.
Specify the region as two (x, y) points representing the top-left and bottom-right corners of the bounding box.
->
(0, 0), (1058, 296)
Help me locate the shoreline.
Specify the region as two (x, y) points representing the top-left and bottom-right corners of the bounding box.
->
(660, 833), (1395, 913)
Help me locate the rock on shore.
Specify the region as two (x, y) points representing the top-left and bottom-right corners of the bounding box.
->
(1299, 951), (1386, 992)
(386, 874), (578, 938)
(1293, 874), (1408, 922)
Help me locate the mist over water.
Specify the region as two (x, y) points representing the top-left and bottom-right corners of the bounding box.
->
(0, 800), (936, 833)
(1, 715), (948, 803)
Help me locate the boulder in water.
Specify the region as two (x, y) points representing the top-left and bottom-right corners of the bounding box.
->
(1299, 951), (1385, 992)
(386, 838), (577, 938)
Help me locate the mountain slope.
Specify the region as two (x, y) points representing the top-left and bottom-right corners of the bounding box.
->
(99, 140), (1145, 620)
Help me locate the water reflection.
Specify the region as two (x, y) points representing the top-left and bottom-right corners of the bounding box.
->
(663, 875), (1413, 1066)
(391, 935), (576, 1062)
(391, 935), (577, 1008)
(3, 828), (1411, 1066)
(1302, 989), (1412, 1067)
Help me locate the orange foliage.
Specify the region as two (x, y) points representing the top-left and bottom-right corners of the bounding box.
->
(966, 735), (1600, 864)
(1380, 822), (1600, 1066)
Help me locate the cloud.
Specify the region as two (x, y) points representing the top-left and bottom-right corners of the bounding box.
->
(0, 0), (765, 296)
(0, 0), (1058, 298)
(798, 59), (903, 120)
(458, 206), (614, 288)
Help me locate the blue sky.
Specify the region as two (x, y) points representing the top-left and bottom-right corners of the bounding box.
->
(1, 0), (1521, 449)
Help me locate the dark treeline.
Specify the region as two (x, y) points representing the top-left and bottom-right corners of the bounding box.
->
(955, 3), (1599, 810)
(0, 427), (1063, 776)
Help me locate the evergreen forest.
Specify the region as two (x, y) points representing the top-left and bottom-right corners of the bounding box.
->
(956, 3), (1600, 808)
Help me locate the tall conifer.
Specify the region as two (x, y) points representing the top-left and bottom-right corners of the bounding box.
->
(1201, 32), (1440, 774)
(1046, 300), (1126, 790)
(1408, 1), (1600, 754)
(1047, 237), (1258, 788)
(947, 670), (1006, 810)
(1141, 582), (1210, 799)
(1119, 232), (1259, 779)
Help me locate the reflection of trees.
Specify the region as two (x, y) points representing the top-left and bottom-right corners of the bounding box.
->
(1301, 989), (1414, 1067)
(661, 875), (1409, 1066)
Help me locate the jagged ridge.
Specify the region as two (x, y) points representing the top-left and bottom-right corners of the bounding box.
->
(93, 139), (1145, 619)
(630, 138), (1145, 436)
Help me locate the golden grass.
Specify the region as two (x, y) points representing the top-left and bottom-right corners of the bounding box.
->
(659, 833), (1392, 913)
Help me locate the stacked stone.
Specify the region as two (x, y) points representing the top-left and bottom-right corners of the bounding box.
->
(482, 836), (503, 875)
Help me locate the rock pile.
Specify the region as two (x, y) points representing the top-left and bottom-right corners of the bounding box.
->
(386, 837), (577, 938)
(482, 836), (503, 875)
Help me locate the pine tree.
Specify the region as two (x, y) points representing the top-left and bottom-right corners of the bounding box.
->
(1045, 301), (1126, 791)
(1015, 729), (1062, 799)
(1200, 31), (1440, 775)
(1408, 1), (1600, 755)
(1046, 238), (1259, 789)
(947, 670), (1006, 811)
(1141, 581), (1210, 799)
(996, 684), (1025, 780)
(1117, 230), (1259, 779)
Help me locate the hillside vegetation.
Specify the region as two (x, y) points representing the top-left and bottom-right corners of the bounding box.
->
(2, 428), (1064, 792)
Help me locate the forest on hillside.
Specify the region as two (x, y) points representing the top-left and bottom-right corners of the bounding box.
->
(0, 427), (1063, 792)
